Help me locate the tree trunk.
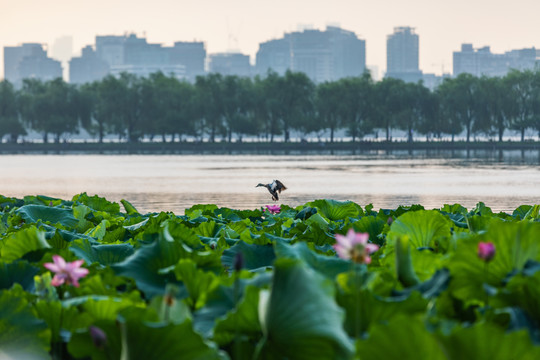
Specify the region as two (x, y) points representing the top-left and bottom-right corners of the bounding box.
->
(99, 122), (104, 144)
(43, 133), (48, 144)
(386, 125), (390, 141)
(498, 127), (504, 142)
(521, 128), (525, 142)
(330, 127), (334, 143)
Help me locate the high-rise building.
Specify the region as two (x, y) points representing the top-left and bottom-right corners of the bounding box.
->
(453, 44), (537, 77)
(386, 26), (422, 82)
(169, 42), (206, 81)
(255, 26), (365, 83)
(69, 46), (109, 84)
(4, 43), (62, 86)
(255, 37), (291, 76)
(208, 53), (251, 77)
(95, 36), (126, 67)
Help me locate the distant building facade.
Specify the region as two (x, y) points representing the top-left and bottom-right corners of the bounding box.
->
(69, 34), (203, 83)
(208, 53), (251, 77)
(453, 44), (537, 77)
(255, 26), (366, 83)
(386, 26), (422, 82)
(169, 42), (206, 81)
(4, 43), (62, 86)
(256, 37), (291, 76)
(69, 46), (109, 84)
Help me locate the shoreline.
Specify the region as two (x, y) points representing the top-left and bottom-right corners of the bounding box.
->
(1, 140), (539, 154)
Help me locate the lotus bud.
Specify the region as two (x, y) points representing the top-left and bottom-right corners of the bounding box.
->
(478, 242), (495, 262)
(89, 326), (107, 350)
(234, 252), (244, 272)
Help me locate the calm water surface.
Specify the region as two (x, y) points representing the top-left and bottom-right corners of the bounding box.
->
(1, 150), (539, 214)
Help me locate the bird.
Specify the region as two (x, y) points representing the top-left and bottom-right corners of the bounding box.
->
(256, 180), (287, 201)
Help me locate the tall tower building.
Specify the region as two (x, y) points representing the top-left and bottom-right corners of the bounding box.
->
(386, 26), (422, 82)
(255, 26), (365, 83)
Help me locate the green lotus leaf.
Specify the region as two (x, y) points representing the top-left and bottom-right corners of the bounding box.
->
(23, 195), (65, 207)
(121, 199), (139, 215)
(337, 287), (428, 337)
(351, 216), (386, 246)
(15, 204), (79, 228)
(194, 221), (224, 238)
(307, 199), (361, 221)
(0, 260), (40, 291)
(387, 210), (452, 251)
(447, 220), (540, 302)
(257, 258), (354, 360)
(356, 315), (446, 360)
(68, 319), (122, 360)
(111, 237), (185, 298)
(0, 226), (50, 262)
(69, 238), (134, 266)
(84, 220), (108, 240)
(513, 205), (533, 220)
(118, 308), (228, 360)
(0, 287), (51, 359)
(495, 261), (540, 321)
(34, 300), (93, 342)
(185, 204), (218, 218)
(222, 241), (275, 272)
(438, 322), (540, 360)
(72, 193), (120, 214)
(213, 284), (261, 345)
(274, 239), (350, 279)
(173, 259), (220, 309)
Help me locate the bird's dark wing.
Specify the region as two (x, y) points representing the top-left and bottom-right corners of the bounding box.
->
(274, 180), (287, 193)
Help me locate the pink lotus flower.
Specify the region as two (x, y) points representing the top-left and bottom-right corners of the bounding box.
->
(478, 242), (495, 262)
(334, 229), (379, 264)
(264, 205), (281, 215)
(43, 255), (89, 287)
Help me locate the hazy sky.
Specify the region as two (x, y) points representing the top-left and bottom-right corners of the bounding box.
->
(2, 0), (540, 79)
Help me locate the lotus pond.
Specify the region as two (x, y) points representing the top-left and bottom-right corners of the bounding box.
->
(1, 193), (540, 359)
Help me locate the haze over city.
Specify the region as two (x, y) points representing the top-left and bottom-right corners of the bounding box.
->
(2, 0), (540, 79)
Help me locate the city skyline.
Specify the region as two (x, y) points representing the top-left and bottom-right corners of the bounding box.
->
(2, 0), (540, 80)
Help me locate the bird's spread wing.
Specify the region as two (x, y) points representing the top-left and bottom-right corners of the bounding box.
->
(274, 180), (287, 193)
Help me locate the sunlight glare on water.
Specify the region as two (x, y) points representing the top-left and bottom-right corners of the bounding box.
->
(0, 151), (539, 214)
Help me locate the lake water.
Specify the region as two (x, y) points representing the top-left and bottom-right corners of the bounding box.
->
(0, 150), (539, 214)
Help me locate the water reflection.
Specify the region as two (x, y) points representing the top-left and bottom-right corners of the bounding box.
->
(0, 150), (538, 214)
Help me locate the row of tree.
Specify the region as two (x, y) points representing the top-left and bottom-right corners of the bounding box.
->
(1, 70), (540, 144)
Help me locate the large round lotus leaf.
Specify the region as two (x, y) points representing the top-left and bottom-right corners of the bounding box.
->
(356, 315), (446, 360)
(438, 322), (540, 360)
(0, 226), (50, 262)
(387, 210), (452, 251)
(258, 258), (354, 360)
(222, 241), (275, 272)
(448, 220), (540, 302)
(15, 204), (79, 228)
(307, 199), (361, 221)
(69, 238), (134, 266)
(0, 260), (40, 291)
(118, 309), (228, 360)
(0, 287), (51, 359)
